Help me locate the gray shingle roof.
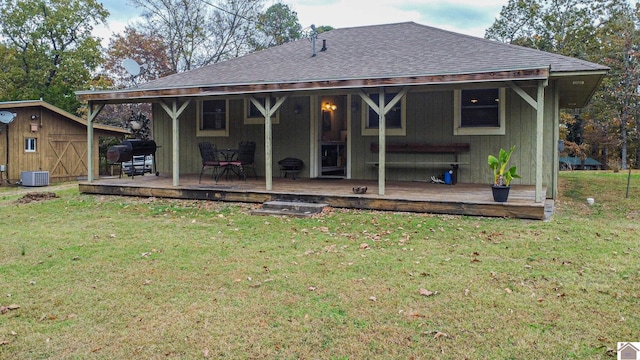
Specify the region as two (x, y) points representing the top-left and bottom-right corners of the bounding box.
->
(137, 21), (608, 91)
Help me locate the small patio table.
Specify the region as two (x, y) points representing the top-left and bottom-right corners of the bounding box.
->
(218, 149), (243, 180)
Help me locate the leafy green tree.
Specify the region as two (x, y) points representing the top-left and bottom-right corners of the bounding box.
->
(0, 0), (108, 114)
(586, 0), (640, 169)
(486, 0), (640, 169)
(253, 2), (302, 50)
(485, 0), (601, 57)
(314, 25), (334, 34)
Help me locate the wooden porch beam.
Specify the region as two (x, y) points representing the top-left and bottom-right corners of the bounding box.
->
(358, 87), (409, 196)
(384, 87), (409, 114)
(159, 99), (191, 186)
(378, 88), (386, 195)
(535, 81), (546, 203)
(77, 68), (550, 102)
(86, 102), (104, 182)
(508, 80), (547, 203)
(506, 81), (537, 109)
(249, 94), (289, 191)
(250, 95), (287, 118)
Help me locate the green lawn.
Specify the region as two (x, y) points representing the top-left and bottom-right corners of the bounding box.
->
(0, 171), (638, 359)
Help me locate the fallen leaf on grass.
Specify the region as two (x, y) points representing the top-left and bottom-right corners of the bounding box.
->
(504, 288), (512, 294)
(308, 286), (317, 291)
(359, 243), (370, 250)
(419, 289), (437, 297)
(1, 304), (20, 314)
(434, 331), (449, 339)
(39, 314), (57, 321)
(406, 310), (425, 318)
(0, 340), (10, 346)
(369, 296), (377, 302)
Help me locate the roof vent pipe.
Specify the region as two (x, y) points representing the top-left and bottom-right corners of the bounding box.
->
(311, 24), (317, 57)
(320, 39), (327, 51)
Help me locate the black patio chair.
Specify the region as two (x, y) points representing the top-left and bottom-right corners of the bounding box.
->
(237, 141), (257, 180)
(198, 142), (228, 183)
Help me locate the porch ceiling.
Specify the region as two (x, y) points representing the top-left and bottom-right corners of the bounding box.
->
(553, 71), (608, 108)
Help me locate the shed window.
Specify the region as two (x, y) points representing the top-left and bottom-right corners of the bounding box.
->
(197, 99), (229, 137)
(25, 138), (37, 152)
(244, 96), (280, 124)
(361, 92), (406, 136)
(454, 88), (506, 135)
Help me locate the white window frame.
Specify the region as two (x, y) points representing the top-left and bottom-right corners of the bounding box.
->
(25, 137), (37, 152)
(244, 97), (280, 124)
(361, 92), (407, 136)
(197, 99), (229, 137)
(454, 88), (506, 136)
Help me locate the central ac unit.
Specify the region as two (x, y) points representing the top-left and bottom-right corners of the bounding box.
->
(21, 171), (50, 187)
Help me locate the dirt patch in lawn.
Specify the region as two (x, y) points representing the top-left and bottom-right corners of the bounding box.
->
(16, 192), (59, 204)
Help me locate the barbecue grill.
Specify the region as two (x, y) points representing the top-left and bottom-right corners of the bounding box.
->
(107, 139), (159, 177)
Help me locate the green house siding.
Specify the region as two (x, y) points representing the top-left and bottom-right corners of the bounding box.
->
(152, 83), (558, 198)
(153, 97), (312, 178)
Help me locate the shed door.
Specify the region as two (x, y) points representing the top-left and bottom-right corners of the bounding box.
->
(47, 134), (88, 178)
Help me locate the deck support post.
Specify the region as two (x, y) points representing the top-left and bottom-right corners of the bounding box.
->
(159, 99), (190, 187)
(250, 95), (287, 190)
(358, 87), (408, 195)
(535, 81), (546, 203)
(378, 89), (386, 195)
(86, 101), (104, 182)
(507, 80), (547, 203)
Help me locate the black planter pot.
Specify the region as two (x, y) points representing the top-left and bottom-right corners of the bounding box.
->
(491, 185), (511, 202)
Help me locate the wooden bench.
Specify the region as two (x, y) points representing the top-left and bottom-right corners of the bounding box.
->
(367, 143), (470, 184)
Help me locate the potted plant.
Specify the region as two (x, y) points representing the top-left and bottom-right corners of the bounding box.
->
(488, 145), (521, 202)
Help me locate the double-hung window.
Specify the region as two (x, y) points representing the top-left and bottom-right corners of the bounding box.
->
(361, 92), (406, 136)
(197, 99), (229, 137)
(454, 88), (506, 135)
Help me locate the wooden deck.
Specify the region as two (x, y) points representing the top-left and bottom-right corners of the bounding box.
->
(79, 174), (548, 220)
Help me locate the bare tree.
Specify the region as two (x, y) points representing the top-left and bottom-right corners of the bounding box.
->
(127, 0), (264, 72)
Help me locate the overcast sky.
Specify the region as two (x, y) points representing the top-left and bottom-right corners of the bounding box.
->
(95, 0), (506, 45)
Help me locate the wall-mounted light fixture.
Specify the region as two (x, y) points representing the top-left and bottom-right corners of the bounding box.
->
(323, 102), (337, 111)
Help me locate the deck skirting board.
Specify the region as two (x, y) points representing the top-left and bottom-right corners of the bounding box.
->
(79, 179), (545, 220)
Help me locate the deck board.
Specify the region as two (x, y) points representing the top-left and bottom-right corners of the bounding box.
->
(79, 174), (547, 219)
